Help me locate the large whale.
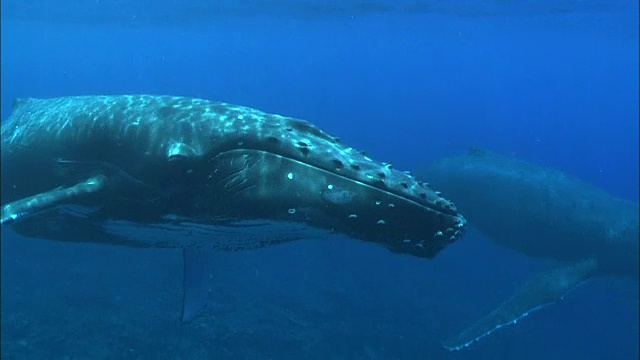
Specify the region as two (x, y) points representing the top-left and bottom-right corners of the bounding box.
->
(418, 149), (638, 350)
(1, 94), (466, 320)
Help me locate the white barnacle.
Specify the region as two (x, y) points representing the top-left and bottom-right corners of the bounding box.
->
(288, 208), (296, 214)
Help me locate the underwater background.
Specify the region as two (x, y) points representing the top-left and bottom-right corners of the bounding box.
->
(1, 1), (638, 359)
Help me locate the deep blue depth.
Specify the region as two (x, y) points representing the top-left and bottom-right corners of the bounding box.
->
(1, 1), (638, 359)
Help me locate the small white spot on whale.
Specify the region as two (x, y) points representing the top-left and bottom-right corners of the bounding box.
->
(348, 214), (358, 218)
(323, 188), (355, 205)
(287, 172), (294, 180)
(288, 208), (296, 214)
(377, 220), (386, 225)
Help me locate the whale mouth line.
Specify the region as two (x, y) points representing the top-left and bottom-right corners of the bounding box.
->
(224, 147), (448, 215)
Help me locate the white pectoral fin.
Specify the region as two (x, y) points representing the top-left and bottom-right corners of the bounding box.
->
(1, 175), (107, 225)
(181, 248), (214, 322)
(445, 256), (599, 351)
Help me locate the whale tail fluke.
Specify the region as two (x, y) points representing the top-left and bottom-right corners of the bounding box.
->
(444, 256), (599, 351)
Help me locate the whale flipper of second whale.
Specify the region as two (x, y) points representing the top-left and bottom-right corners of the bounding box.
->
(444, 257), (599, 350)
(181, 248), (214, 322)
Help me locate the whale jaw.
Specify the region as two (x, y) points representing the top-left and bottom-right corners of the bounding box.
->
(202, 148), (466, 258)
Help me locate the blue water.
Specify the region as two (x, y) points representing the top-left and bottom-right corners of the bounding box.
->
(1, 1), (638, 359)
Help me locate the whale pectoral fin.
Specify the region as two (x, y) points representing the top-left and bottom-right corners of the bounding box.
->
(1, 175), (108, 225)
(180, 248), (213, 322)
(444, 256), (599, 351)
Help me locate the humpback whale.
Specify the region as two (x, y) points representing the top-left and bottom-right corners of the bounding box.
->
(1, 95), (466, 320)
(418, 149), (639, 350)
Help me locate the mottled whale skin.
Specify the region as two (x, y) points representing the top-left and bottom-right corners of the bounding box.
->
(1, 95), (466, 318)
(419, 149), (638, 350)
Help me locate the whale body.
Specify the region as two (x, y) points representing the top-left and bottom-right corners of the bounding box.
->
(1, 95), (466, 320)
(419, 148), (638, 350)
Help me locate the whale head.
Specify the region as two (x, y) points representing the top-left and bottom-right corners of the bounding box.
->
(168, 106), (467, 258)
